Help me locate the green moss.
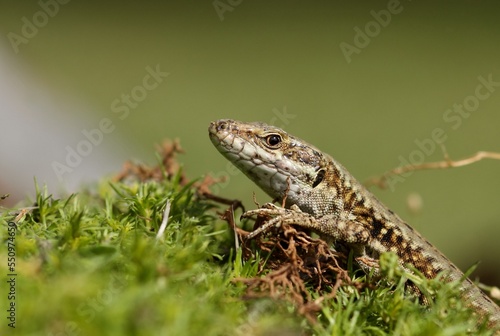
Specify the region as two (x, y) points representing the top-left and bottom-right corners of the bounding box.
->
(0, 163), (493, 335)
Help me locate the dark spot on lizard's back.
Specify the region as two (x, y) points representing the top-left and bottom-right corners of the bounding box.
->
(325, 164), (343, 191)
(416, 258), (440, 279)
(425, 256), (442, 273)
(390, 231), (404, 246)
(380, 227), (402, 246)
(398, 245), (439, 279)
(343, 189), (357, 210)
(371, 218), (384, 238)
(352, 198), (376, 217)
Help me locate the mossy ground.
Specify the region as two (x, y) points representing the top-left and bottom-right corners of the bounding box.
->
(0, 149), (494, 336)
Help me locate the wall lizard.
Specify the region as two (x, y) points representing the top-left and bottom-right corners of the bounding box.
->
(208, 119), (500, 332)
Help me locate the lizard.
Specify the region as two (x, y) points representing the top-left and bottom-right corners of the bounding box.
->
(208, 118), (500, 332)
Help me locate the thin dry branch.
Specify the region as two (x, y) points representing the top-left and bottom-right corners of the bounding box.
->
(366, 149), (500, 189)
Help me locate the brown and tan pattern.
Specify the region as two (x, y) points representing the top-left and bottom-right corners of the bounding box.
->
(209, 119), (500, 332)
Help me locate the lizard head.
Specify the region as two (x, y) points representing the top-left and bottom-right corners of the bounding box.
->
(209, 119), (331, 206)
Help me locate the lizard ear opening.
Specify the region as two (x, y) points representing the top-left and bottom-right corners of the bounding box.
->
(312, 169), (325, 188)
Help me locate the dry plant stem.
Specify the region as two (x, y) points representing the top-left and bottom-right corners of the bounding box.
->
(155, 199), (171, 240)
(203, 192), (245, 213)
(221, 205), (243, 250)
(115, 139), (188, 183)
(366, 150), (500, 188)
(10, 207), (37, 223)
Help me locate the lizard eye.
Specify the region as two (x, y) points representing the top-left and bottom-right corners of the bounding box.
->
(265, 134), (282, 147)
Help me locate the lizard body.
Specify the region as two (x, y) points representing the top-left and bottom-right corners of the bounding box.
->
(208, 119), (500, 332)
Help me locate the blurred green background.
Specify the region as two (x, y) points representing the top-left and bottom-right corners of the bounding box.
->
(1, 1), (499, 280)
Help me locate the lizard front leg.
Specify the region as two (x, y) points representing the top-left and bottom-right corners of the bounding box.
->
(243, 203), (386, 278)
(243, 203), (382, 275)
(242, 203), (372, 246)
(243, 203), (317, 239)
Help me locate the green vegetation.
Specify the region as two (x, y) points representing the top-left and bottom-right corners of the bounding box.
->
(0, 154), (494, 336)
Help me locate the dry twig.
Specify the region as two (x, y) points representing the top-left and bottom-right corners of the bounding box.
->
(366, 149), (500, 189)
